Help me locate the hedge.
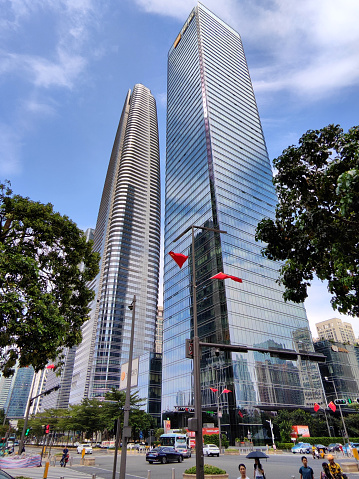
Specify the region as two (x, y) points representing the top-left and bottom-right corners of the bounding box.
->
(185, 465), (227, 474)
(289, 437), (359, 446)
(277, 443), (294, 450)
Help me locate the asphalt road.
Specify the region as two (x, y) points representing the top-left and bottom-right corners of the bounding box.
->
(11, 448), (359, 479)
(70, 450), (359, 479)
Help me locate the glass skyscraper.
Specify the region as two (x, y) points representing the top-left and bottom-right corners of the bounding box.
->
(70, 84), (161, 404)
(163, 4), (324, 441)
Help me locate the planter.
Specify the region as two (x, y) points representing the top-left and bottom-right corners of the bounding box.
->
(183, 475), (228, 479)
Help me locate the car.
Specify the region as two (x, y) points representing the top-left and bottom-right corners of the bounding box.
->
(77, 443), (93, 454)
(146, 447), (183, 464)
(203, 444), (220, 457)
(291, 442), (311, 454)
(328, 443), (342, 452)
(175, 446), (191, 458)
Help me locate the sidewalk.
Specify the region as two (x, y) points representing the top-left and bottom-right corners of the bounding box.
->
(2, 465), (95, 479)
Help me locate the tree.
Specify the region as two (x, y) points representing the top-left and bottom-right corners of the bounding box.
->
(0, 180), (100, 376)
(255, 125), (359, 316)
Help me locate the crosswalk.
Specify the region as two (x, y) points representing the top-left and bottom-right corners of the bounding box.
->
(1, 465), (95, 479)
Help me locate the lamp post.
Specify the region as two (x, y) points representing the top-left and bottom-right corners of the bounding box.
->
(118, 295), (136, 479)
(266, 419), (275, 449)
(214, 388), (231, 454)
(173, 225), (227, 479)
(324, 376), (349, 442)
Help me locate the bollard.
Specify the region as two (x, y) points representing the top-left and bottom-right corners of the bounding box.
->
(172, 467), (175, 479)
(43, 461), (50, 479)
(92, 475), (96, 479)
(147, 470), (151, 479)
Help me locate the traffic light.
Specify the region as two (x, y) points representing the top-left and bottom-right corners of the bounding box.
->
(25, 428), (30, 436)
(347, 398), (353, 404)
(334, 399), (347, 406)
(45, 424), (50, 434)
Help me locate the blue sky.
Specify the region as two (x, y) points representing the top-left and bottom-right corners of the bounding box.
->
(1, 0), (359, 337)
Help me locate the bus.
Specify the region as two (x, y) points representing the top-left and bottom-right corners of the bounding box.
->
(160, 433), (191, 457)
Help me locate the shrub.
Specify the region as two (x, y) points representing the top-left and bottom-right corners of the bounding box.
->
(277, 443), (294, 450)
(184, 464), (227, 474)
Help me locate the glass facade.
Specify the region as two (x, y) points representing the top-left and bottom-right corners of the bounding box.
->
(137, 352), (162, 425)
(70, 84), (161, 406)
(314, 340), (359, 403)
(163, 4), (324, 442)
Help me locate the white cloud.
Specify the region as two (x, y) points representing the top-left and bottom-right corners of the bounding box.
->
(0, 124), (22, 176)
(134, 0), (359, 100)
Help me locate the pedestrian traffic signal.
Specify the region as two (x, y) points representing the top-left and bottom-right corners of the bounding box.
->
(25, 428), (30, 436)
(45, 424), (50, 434)
(334, 399), (347, 406)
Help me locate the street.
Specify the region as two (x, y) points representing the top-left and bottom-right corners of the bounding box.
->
(8, 448), (358, 479)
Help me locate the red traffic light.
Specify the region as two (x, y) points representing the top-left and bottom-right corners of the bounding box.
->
(45, 424), (50, 434)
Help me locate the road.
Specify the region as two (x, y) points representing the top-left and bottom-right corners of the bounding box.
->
(58, 449), (359, 479)
(6, 448), (359, 479)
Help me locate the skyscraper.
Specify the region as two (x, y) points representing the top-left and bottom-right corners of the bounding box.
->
(163, 3), (323, 441)
(70, 84), (161, 404)
(316, 318), (356, 344)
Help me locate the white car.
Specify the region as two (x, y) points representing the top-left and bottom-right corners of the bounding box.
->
(77, 444), (93, 454)
(203, 444), (220, 457)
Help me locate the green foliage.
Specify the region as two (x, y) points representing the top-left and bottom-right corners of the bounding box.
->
(277, 442), (294, 449)
(26, 389), (155, 441)
(0, 180), (100, 376)
(255, 125), (359, 316)
(272, 409), (329, 442)
(155, 428), (164, 440)
(299, 437), (359, 446)
(203, 433), (229, 449)
(184, 464), (227, 474)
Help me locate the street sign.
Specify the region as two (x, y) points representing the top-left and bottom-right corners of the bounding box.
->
(185, 339), (193, 358)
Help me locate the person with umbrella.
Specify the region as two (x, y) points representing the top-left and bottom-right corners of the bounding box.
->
(246, 451), (268, 479)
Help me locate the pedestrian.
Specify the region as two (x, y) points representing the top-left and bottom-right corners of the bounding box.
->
(320, 462), (333, 479)
(253, 457), (265, 479)
(238, 463), (250, 479)
(299, 456), (314, 479)
(327, 454), (347, 479)
(312, 445), (316, 459)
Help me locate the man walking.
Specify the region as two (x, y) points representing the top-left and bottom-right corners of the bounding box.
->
(299, 456), (314, 479)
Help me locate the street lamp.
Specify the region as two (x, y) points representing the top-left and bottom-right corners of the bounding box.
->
(266, 419), (275, 449)
(210, 385), (231, 454)
(118, 295), (136, 479)
(172, 224), (227, 479)
(324, 376), (349, 442)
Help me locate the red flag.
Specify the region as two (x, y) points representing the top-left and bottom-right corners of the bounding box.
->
(46, 364), (55, 369)
(238, 410), (243, 418)
(222, 389), (232, 394)
(210, 387), (218, 392)
(328, 401), (336, 412)
(210, 272), (242, 283)
(314, 403), (320, 412)
(169, 251), (188, 268)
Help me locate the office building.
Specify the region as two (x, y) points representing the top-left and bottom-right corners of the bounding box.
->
(70, 84), (161, 405)
(316, 318), (356, 345)
(314, 340), (359, 404)
(163, 3), (323, 442)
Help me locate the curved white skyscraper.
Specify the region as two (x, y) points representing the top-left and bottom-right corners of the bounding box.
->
(70, 84), (161, 403)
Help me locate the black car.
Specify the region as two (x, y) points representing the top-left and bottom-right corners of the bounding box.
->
(146, 446), (184, 464)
